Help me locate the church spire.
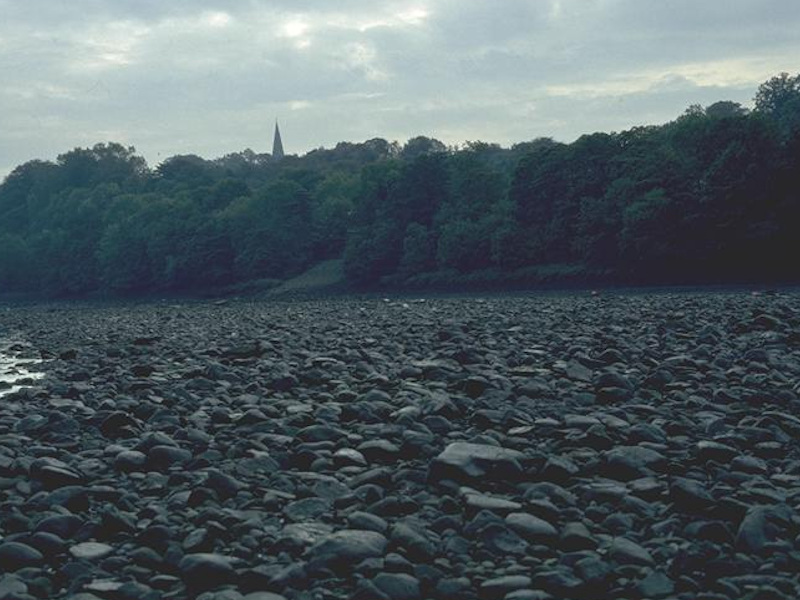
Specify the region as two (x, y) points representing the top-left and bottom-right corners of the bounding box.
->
(272, 120), (285, 161)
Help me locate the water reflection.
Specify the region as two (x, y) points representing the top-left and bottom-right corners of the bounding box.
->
(0, 341), (43, 397)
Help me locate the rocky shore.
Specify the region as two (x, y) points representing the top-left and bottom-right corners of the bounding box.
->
(1, 292), (799, 600)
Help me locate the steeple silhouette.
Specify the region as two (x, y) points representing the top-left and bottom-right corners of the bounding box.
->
(272, 120), (284, 161)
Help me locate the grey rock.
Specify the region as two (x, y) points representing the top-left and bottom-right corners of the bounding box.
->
(608, 537), (654, 566)
(307, 530), (388, 571)
(178, 553), (236, 590)
(0, 542), (44, 570)
(505, 513), (558, 542)
(69, 542), (114, 560)
(637, 571), (675, 598)
(373, 573), (421, 600)
(480, 575), (533, 600)
(428, 442), (525, 483)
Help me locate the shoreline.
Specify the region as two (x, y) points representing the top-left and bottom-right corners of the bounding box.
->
(0, 293), (798, 598)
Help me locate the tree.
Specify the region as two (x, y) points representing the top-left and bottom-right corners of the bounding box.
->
(57, 143), (148, 189)
(754, 72), (800, 138)
(0, 234), (33, 290)
(401, 136), (448, 160)
(705, 101), (747, 119)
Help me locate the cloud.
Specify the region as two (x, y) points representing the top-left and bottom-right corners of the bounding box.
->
(2, 0), (800, 179)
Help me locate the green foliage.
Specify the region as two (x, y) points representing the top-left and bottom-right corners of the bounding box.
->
(0, 233), (32, 290)
(2, 72), (800, 297)
(754, 72), (800, 138)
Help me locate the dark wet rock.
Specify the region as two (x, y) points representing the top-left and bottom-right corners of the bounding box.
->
(574, 555), (611, 584)
(736, 506), (780, 554)
(0, 576), (28, 598)
(100, 412), (141, 438)
(670, 477), (715, 512)
(478, 523), (529, 555)
(731, 455), (768, 474)
(465, 493), (522, 514)
(113, 450), (147, 472)
(46, 485), (90, 512)
(178, 553), (237, 591)
(372, 573), (421, 600)
(428, 442), (525, 483)
(608, 537), (655, 566)
(4, 292), (800, 600)
(35, 514), (84, 539)
(147, 445), (192, 470)
(0, 542), (44, 570)
(283, 497), (331, 522)
(347, 512), (389, 534)
(334, 448), (368, 467)
(696, 440), (738, 463)
(307, 529), (388, 571)
(295, 424), (344, 443)
(68, 542), (114, 560)
(27, 532), (67, 557)
(602, 445), (666, 480)
(30, 457), (83, 488)
(540, 455), (579, 482)
(532, 568), (584, 597)
(390, 522), (437, 561)
(479, 576), (533, 600)
(505, 513), (558, 542)
(560, 522), (597, 551)
(637, 571), (675, 598)
(358, 439), (401, 463)
(204, 468), (246, 498)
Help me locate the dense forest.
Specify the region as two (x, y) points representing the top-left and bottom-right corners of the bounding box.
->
(1, 73), (799, 297)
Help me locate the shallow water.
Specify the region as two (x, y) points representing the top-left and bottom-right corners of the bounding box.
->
(0, 340), (43, 396)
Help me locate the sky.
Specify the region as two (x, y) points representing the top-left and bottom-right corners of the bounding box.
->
(1, 0), (799, 178)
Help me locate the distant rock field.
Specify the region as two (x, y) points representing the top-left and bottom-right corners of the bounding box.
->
(1, 292), (799, 600)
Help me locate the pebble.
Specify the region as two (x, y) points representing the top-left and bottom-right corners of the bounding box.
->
(69, 542), (114, 560)
(307, 529), (388, 571)
(1, 293), (798, 599)
(0, 542), (44, 570)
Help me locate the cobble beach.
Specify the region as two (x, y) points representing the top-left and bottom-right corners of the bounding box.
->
(0, 292), (799, 599)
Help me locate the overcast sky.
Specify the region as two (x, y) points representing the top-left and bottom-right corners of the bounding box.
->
(2, 0), (799, 178)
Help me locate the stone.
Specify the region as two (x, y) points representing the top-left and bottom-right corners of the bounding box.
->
(428, 442), (525, 483)
(307, 530), (388, 571)
(561, 522), (597, 551)
(603, 445), (666, 481)
(670, 477), (715, 512)
(736, 506), (771, 554)
(608, 537), (655, 566)
(479, 523), (528, 555)
(333, 448), (368, 467)
(347, 512), (389, 534)
(178, 553), (236, 591)
(465, 493), (522, 514)
(373, 573), (421, 600)
(113, 450), (147, 472)
(540, 455), (579, 482)
(637, 571), (675, 598)
(69, 542), (114, 560)
(505, 513), (558, 542)
(0, 542), (44, 570)
(283, 497), (331, 522)
(696, 440), (738, 463)
(147, 445), (192, 470)
(480, 575), (534, 600)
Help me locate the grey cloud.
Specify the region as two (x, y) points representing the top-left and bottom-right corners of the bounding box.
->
(2, 0), (800, 179)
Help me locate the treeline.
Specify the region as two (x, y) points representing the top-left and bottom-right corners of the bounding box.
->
(1, 73), (799, 296)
